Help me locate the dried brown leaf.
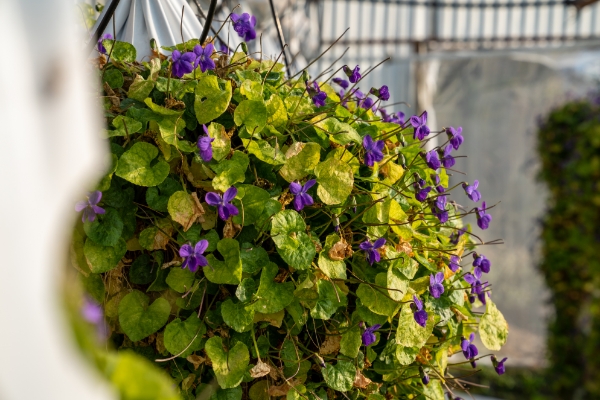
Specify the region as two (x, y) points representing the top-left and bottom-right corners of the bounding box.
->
(319, 335), (341, 355)
(223, 218), (242, 238)
(267, 379), (302, 397)
(250, 360), (271, 378)
(353, 371), (372, 389)
(328, 238), (353, 261)
(395, 239), (413, 255)
(186, 354), (207, 370)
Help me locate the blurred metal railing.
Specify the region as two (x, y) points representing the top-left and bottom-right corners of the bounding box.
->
(317, 0), (600, 53)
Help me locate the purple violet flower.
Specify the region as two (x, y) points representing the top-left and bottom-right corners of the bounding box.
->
(179, 240), (209, 272)
(450, 227), (467, 244)
(440, 145), (455, 168)
(363, 134), (385, 167)
(492, 355), (508, 375)
(205, 187), (239, 221)
(410, 112), (430, 140)
(412, 295), (428, 327)
(193, 43), (216, 73)
(171, 50), (196, 78)
(306, 81), (327, 107)
(473, 253), (491, 276)
(332, 77), (349, 89)
(370, 85), (390, 101)
(359, 96), (376, 111)
(435, 194), (447, 211)
(435, 209), (449, 223)
(82, 297), (104, 325)
(419, 367), (430, 385)
(447, 126), (464, 150)
(462, 180), (481, 202)
(461, 333), (479, 362)
(415, 186), (432, 202)
(231, 13), (257, 41)
(425, 150), (441, 170)
(361, 323), (381, 346)
(76, 191), (106, 223)
(449, 255), (461, 272)
(432, 174), (445, 193)
(476, 201), (492, 230)
(429, 272), (445, 298)
(359, 238), (386, 265)
(343, 64), (361, 83)
(197, 124), (214, 162)
(289, 180), (316, 211)
(97, 33), (113, 54)
(218, 42), (230, 55)
(477, 282), (491, 304)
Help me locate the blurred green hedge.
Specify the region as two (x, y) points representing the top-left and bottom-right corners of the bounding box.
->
(537, 98), (600, 398)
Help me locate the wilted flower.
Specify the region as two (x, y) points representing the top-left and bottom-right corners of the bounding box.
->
(289, 180), (316, 211)
(206, 187), (239, 220)
(332, 77), (349, 89)
(491, 355), (508, 375)
(476, 201), (492, 230)
(76, 191), (106, 223)
(412, 295), (428, 327)
(462, 180), (481, 202)
(171, 50), (196, 78)
(363, 134), (385, 167)
(197, 124), (214, 162)
(450, 227), (467, 244)
(97, 33), (113, 54)
(429, 272), (445, 298)
(359, 238), (386, 265)
(179, 240), (209, 272)
(410, 112), (430, 140)
(231, 13), (257, 41)
(361, 323), (381, 346)
(343, 64), (361, 83)
(193, 43), (216, 73)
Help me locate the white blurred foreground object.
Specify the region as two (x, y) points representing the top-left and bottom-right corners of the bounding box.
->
(92, 0), (203, 61)
(0, 0), (113, 399)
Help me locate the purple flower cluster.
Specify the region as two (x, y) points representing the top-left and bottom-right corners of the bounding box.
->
(343, 65), (361, 83)
(429, 272), (445, 298)
(76, 191), (106, 223)
(290, 180), (316, 211)
(463, 273), (490, 304)
(197, 124), (215, 162)
(179, 240), (209, 272)
(231, 13), (257, 42)
(410, 112), (430, 140)
(361, 323), (381, 346)
(360, 238), (386, 265)
(306, 81), (327, 107)
(205, 187), (239, 221)
(461, 333), (479, 368)
(362, 134), (385, 167)
(412, 295), (428, 327)
(171, 44), (216, 78)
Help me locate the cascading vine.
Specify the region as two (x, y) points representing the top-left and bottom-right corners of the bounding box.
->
(71, 11), (509, 400)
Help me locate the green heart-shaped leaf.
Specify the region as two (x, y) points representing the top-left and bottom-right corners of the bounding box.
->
(205, 336), (249, 389)
(322, 360), (355, 392)
(84, 237), (127, 273)
(279, 142), (321, 182)
(204, 239), (242, 285)
(253, 262), (294, 314)
(211, 151), (249, 192)
(163, 314), (206, 358)
(479, 300), (509, 351)
(195, 75), (232, 125)
(234, 100), (268, 133)
(115, 142), (169, 187)
(118, 290), (171, 342)
(221, 299), (255, 333)
(314, 157), (354, 205)
(83, 207), (124, 247)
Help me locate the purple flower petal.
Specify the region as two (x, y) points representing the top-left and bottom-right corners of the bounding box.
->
(88, 191), (102, 205)
(195, 239), (209, 254)
(205, 192), (222, 206)
(224, 187), (238, 203)
(180, 244), (193, 258)
(289, 182), (302, 195)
